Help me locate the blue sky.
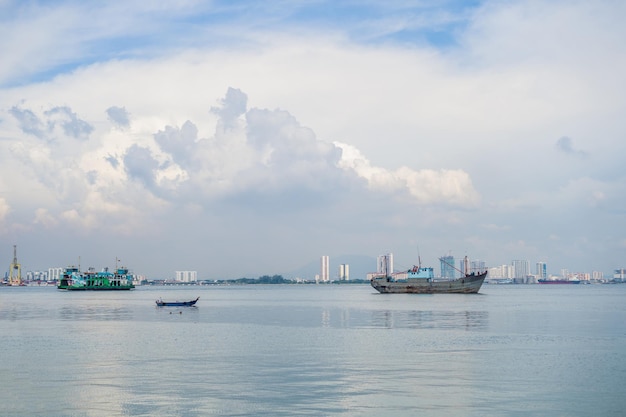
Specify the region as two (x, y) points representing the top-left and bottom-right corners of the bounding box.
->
(1, 1), (479, 87)
(1, 0), (625, 279)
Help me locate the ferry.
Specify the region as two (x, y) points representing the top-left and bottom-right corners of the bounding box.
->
(58, 265), (135, 290)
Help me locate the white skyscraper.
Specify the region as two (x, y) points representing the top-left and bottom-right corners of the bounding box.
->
(339, 264), (350, 281)
(536, 262), (547, 279)
(377, 253), (393, 276)
(175, 271), (197, 282)
(512, 260), (530, 279)
(321, 256), (329, 282)
(48, 267), (63, 282)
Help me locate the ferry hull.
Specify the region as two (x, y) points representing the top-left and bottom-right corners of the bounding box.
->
(371, 272), (487, 294)
(64, 285), (134, 291)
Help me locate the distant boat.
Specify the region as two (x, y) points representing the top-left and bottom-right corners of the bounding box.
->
(538, 279), (581, 284)
(58, 265), (135, 291)
(370, 255), (487, 294)
(156, 296), (200, 307)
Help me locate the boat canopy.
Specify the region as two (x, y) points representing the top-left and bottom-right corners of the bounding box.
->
(407, 267), (435, 279)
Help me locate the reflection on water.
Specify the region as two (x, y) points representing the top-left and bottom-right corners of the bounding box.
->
(321, 308), (330, 327)
(315, 307), (488, 330)
(370, 309), (489, 330)
(59, 305), (133, 321)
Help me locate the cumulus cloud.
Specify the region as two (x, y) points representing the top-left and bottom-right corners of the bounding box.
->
(106, 106), (131, 129)
(211, 87), (248, 131)
(243, 107), (344, 190)
(123, 144), (160, 191)
(105, 154), (119, 168)
(44, 106), (93, 140)
(336, 142), (479, 206)
(9, 106), (45, 138)
(107, 88), (479, 211)
(154, 120), (198, 168)
(2, 86), (482, 237)
(123, 90), (352, 207)
(9, 105), (93, 141)
(556, 136), (587, 157)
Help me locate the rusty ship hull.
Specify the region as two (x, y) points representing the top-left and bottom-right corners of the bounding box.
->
(371, 271), (487, 294)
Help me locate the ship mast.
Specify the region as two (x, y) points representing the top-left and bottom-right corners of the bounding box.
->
(413, 244), (423, 270)
(8, 245), (22, 286)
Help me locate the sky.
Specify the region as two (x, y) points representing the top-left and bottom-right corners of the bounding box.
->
(1, 0), (625, 279)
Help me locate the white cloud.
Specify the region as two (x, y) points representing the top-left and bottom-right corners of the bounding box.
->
(0, 197), (10, 221)
(336, 142), (479, 206)
(0, 83), (482, 252)
(33, 208), (57, 228)
(9, 106), (46, 138)
(106, 106), (131, 129)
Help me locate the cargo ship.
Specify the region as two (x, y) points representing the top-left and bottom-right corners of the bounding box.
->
(57, 264), (135, 290)
(371, 256), (487, 294)
(537, 279), (580, 284)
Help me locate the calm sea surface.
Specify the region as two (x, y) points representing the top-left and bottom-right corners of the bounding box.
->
(1, 284), (625, 417)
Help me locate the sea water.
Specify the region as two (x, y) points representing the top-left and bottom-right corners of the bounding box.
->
(1, 284), (625, 417)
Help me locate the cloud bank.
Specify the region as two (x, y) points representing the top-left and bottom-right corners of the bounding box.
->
(3, 88), (479, 234)
(0, 0), (624, 278)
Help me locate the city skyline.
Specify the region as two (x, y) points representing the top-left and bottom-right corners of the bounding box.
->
(0, 1), (625, 279)
(4, 247), (624, 282)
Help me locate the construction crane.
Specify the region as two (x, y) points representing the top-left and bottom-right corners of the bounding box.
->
(8, 245), (21, 286)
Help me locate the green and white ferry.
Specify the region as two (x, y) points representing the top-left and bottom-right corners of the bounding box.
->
(58, 264), (135, 290)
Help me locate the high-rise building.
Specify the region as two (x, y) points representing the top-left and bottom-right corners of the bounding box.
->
(488, 264), (514, 279)
(536, 262), (547, 279)
(48, 267), (63, 282)
(175, 271), (197, 282)
(440, 255), (455, 279)
(321, 256), (329, 282)
(512, 260), (530, 279)
(339, 264), (350, 281)
(377, 253), (393, 276)
(471, 259), (486, 274)
(459, 258), (465, 275)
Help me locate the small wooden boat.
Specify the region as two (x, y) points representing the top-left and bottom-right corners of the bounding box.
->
(155, 296), (199, 307)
